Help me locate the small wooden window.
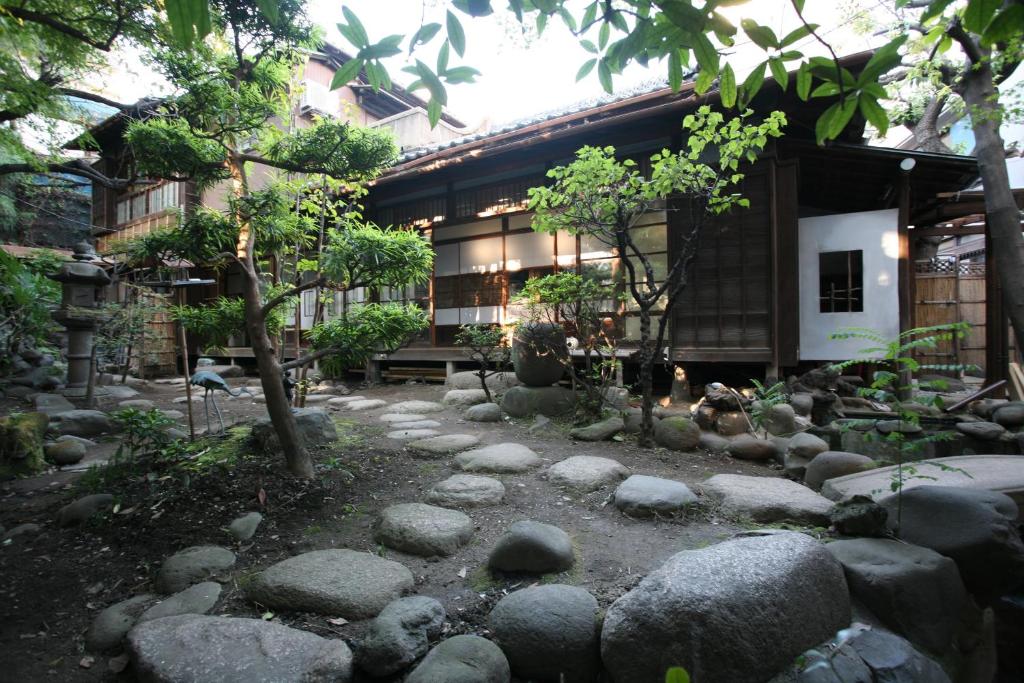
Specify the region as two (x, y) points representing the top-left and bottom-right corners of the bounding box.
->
(819, 250), (863, 313)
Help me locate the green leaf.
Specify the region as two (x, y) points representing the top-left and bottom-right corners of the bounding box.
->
(410, 22), (442, 50)
(599, 21), (611, 50)
(576, 58), (597, 82)
(665, 667), (691, 683)
(815, 102), (838, 144)
(582, 2), (598, 29)
(330, 59), (363, 90)
(780, 24), (815, 47)
(769, 57), (788, 91)
(359, 35), (403, 61)
(859, 93), (890, 136)
(598, 60), (613, 93)
(255, 0), (279, 24)
(437, 40), (450, 74)
(581, 39), (598, 54)
(826, 96), (858, 139)
(920, 0), (956, 22)
(415, 60), (448, 105)
(982, 5), (1024, 46)
(692, 33), (720, 75)
(811, 81), (840, 98)
(796, 63), (812, 100)
(719, 63), (737, 108)
(741, 19), (779, 49)
(165, 0), (210, 47)
(341, 6), (370, 47)
(668, 50), (684, 92)
(452, 0), (494, 16)
(694, 68), (715, 94)
(859, 35), (906, 85)
(447, 10), (466, 56)
(740, 62), (765, 106)
(963, 0), (1000, 33)
(443, 66), (481, 84)
(427, 99), (443, 127)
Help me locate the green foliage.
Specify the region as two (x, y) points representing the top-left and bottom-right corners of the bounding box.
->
(110, 408), (178, 465)
(321, 223), (434, 290)
(171, 283), (295, 348)
(124, 118), (230, 190)
(0, 249), (61, 366)
(263, 121), (398, 181)
(455, 323), (510, 401)
(665, 667), (691, 683)
(749, 379), (789, 430)
(828, 323), (976, 533)
(305, 302), (429, 371)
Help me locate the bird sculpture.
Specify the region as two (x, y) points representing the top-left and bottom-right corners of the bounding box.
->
(189, 370), (253, 434)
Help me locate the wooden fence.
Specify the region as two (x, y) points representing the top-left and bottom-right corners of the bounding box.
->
(913, 257), (986, 375)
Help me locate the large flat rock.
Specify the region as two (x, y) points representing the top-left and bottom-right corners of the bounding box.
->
(246, 549), (413, 619)
(700, 474), (833, 526)
(820, 455), (1024, 514)
(454, 443), (541, 473)
(389, 400), (445, 414)
(546, 455), (629, 492)
(375, 503), (474, 557)
(408, 434), (480, 457)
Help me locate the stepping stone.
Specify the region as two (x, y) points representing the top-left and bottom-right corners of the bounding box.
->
(489, 520), (574, 574)
(379, 413), (426, 423)
(613, 475), (698, 517)
(173, 395), (204, 404)
(820, 455), (1024, 510)
(465, 402), (502, 422)
(443, 389), (489, 407)
(408, 434), (480, 457)
(302, 394), (332, 404)
(227, 512), (263, 541)
(34, 393), (75, 415)
(390, 420), (442, 430)
(346, 399), (388, 411)
(375, 503), (474, 557)
(56, 493), (114, 527)
(138, 582), (221, 623)
(804, 451), (874, 491)
(155, 546), (237, 594)
(327, 395), (366, 409)
(358, 596), (446, 677)
(427, 474), (506, 508)
(546, 455), (629, 492)
(387, 428), (441, 440)
(104, 385), (140, 400)
(127, 615), (353, 682)
(45, 439), (86, 466)
(49, 409), (115, 437)
(86, 594), (160, 652)
(455, 443), (541, 473)
(700, 474), (833, 526)
(956, 421), (1007, 441)
(119, 399), (156, 410)
(389, 400), (445, 414)
(161, 409), (185, 420)
(569, 416), (624, 441)
(246, 549), (413, 619)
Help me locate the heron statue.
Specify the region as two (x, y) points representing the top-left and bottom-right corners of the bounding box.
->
(189, 370), (253, 434)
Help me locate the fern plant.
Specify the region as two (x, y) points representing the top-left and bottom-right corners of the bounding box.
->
(749, 378), (789, 430)
(828, 323), (975, 533)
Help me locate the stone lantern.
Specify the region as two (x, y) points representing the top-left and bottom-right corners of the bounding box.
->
(50, 241), (110, 394)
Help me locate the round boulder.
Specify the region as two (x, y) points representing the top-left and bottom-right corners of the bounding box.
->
(762, 403), (796, 436)
(246, 549), (414, 619)
(87, 594), (160, 652)
(426, 474), (506, 508)
(227, 512), (263, 542)
(783, 432), (830, 479)
(600, 532), (851, 683)
(408, 434), (480, 457)
(654, 416), (701, 451)
(992, 402), (1024, 428)
(568, 416), (624, 442)
(827, 538), (966, 654)
(138, 582), (222, 623)
(443, 389), (489, 407)
(883, 486), (1024, 599)
(44, 439), (86, 466)
(466, 402), (502, 422)
(357, 596), (446, 677)
(716, 411), (749, 436)
(155, 546), (236, 594)
(500, 385), (575, 418)
(956, 421), (1007, 441)
(455, 443), (541, 474)
(489, 585), (600, 682)
(375, 503), (474, 557)
(406, 635), (510, 683)
(726, 434), (779, 461)
(804, 451), (875, 491)
(488, 521), (574, 574)
(546, 455), (629, 492)
(56, 493), (114, 527)
(613, 475), (698, 517)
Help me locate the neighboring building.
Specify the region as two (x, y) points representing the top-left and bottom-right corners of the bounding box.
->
(73, 44), (470, 373)
(359, 51), (977, 384)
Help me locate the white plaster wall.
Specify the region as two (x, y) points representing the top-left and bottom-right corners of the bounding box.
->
(798, 208), (900, 360)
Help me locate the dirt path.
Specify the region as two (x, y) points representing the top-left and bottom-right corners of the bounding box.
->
(0, 379), (785, 682)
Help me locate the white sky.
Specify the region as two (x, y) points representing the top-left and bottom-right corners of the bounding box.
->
(74, 0), (894, 142)
(310, 0), (882, 129)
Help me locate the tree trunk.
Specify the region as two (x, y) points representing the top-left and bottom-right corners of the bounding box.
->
(241, 270), (313, 477)
(960, 62), (1024, 354)
(638, 308), (655, 447)
(908, 94), (954, 154)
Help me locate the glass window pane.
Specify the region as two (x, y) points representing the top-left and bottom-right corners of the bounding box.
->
(556, 230), (577, 266)
(460, 236), (504, 274)
(435, 243), (459, 276)
(581, 257), (621, 284)
(506, 231), (554, 271)
(629, 224), (667, 253)
(580, 232), (618, 260)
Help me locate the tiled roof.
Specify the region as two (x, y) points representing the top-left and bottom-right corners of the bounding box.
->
(395, 77), (675, 163)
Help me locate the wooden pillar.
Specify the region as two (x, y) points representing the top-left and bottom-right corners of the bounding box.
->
(984, 218), (1008, 394)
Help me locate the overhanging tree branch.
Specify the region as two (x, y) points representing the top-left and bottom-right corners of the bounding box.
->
(0, 159), (141, 189)
(2, 6), (123, 51)
(260, 275), (325, 317)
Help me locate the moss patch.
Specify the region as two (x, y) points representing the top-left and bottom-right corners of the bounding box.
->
(0, 411), (48, 476)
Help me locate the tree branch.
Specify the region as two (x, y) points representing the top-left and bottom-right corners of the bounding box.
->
(57, 88), (140, 110)
(2, 6), (121, 51)
(260, 275), (325, 317)
(281, 348), (333, 371)
(947, 18), (983, 65)
(0, 159), (141, 189)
